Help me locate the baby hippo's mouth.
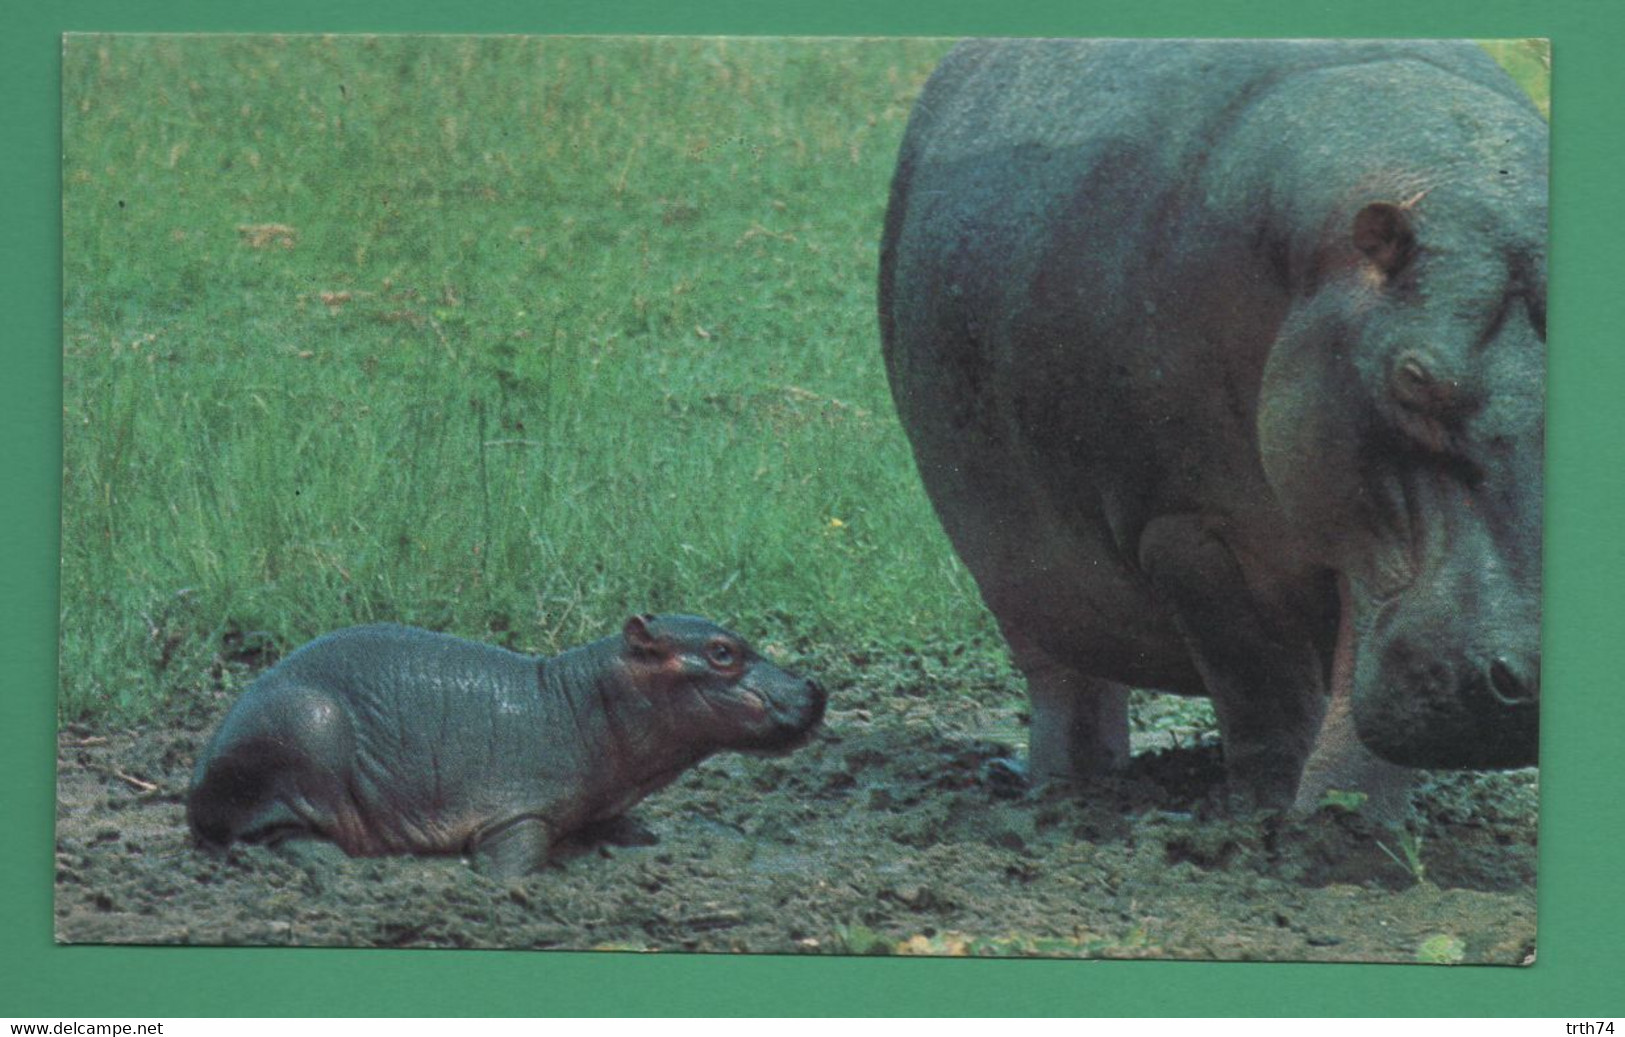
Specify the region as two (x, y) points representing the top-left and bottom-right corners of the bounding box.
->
(740, 677), (827, 754)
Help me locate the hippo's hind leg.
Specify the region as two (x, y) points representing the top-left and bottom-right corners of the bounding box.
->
(1006, 632), (1131, 783)
(188, 744), (289, 850)
(188, 683), (360, 852)
(190, 742), (352, 851)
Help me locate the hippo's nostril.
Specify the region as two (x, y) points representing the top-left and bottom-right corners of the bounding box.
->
(1488, 657), (1537, 706)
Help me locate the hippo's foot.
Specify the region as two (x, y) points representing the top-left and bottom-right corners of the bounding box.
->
(201, 799), (335, 856)
(575, 814), (660, 848)
(981, 757), (1031, 799)
(1211, 743), (1311, 817)
(470, 816), (554, 882)
(269, 837), (354, 871)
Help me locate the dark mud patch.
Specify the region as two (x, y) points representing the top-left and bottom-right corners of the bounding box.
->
(54, 644), (1537, 963)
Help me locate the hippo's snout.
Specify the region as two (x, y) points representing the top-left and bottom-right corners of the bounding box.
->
(791, 676), (828, 729)
(747, 674), (826, 750)
(1356, 637), (1540, 769)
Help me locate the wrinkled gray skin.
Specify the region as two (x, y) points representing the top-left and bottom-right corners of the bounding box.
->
(189, 615), (825, 878)
(880, 39), (1545, 814)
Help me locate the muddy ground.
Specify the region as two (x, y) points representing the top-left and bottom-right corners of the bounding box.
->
(54, 641), (1538, 963)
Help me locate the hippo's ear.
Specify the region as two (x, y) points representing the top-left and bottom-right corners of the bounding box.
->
(623, 614), (661, 655)
(1352, 202), (1418, 279)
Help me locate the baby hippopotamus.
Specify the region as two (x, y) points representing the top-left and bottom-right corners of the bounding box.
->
(188, 614), (825, 878)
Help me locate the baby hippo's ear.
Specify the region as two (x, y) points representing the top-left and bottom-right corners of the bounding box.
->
(623, 614), (661, 655)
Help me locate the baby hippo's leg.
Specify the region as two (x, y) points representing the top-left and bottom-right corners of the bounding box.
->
(470, 816), (555, 881)
(574, 814), (659, 847)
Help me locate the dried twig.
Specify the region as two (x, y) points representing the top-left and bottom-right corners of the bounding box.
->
(111, 769), (160, 794)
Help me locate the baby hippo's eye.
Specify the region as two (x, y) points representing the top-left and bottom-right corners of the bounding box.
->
(706, 640), (739, 669)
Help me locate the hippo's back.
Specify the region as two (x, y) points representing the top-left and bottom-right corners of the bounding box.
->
(228, 624), (546, 780)
(881, 40), (1534, 442)
(265, 623), (539, 707)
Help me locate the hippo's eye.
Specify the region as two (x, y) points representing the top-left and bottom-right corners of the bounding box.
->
(706, 641), (739, 669)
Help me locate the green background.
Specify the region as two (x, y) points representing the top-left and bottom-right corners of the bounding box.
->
(6, 0), (1622, 1018)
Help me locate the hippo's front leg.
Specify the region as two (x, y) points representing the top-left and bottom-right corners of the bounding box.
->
(573, 814), (660, 848)
(469, 816), (555, 881)
(1138, 515), (1327, 810)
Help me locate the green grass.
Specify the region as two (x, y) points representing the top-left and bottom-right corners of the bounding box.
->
(1480, 38), (1550, 119)
(61, 34), (981, 720)
(61, 36), (1550, 723)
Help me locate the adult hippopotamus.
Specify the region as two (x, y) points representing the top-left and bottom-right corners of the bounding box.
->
(879, 39), (1545, 813)
(188, 614), (825, 877)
